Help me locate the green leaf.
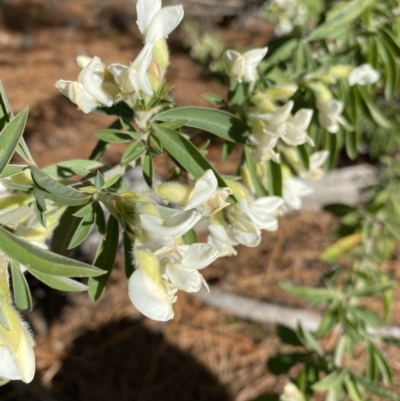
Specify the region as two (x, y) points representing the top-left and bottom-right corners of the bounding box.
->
(307, 0), (377, 41)
(297, 324), (324, 356)
(152, 124), (228, 186)
(159, 119), (189, 131)
(244, 146), (268, 197)
(94, 129), (133, 143)
(373, 346), (392, 385)
(351, 372), (400, 401)
(376, 38), (399, 100)
(325, 131), (338, 171)
(155, 107), (248, 143)
(10, 261), (32, 311)
(297, 144), (310, 171)
(123, 232), (135, 278)
(202, 93), (224, 105)
(344, 374), (363, 401)
(1, 180), (32, 192)
(264, 38), (299, 65)
(281, 281), (336, 303)
(94, 203), (106, 239)
(356, 86), (392, 128)
(0, 165), (27, 179)
(0, 107), (29, 175)
(121, 141), (146, 167)
(30, 270), (88, 292)
(51, 207), (84, 254)
(142, 153), (153, 187)
(0, 205), (34, 230)
(267, 159), (282, 197)
(68, 207), (95, 250)
(31, 166), (91, 206)
(43, 160), (102, 178)
(0, 225), (104, 277)
(0, 81), (13, 130)
(312, 369), (344, 391)
(377, 27), (400, 58)
(88, 215), (119, 300)
(345, 130), (358, 160)
(94, 172), (105, 189)
(349, 282), (395, 297)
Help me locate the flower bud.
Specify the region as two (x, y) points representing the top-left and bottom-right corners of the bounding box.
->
(157, 182), (192, 205)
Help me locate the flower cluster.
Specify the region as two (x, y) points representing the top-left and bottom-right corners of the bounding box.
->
(56, 0), (184, 113)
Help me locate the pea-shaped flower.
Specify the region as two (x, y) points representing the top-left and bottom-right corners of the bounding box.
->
(224, 47), (268, 83)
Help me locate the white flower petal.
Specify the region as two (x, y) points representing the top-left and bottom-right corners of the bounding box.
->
(78, 56), (113, 107)
(349, 64), (380, 86)
(144, 6), (184, 42)
(136, 0), (161, 36)
(166, 262), (203, 292)
(179, 243), (219, 270)
(140, 210), (201, 238)
(184, 170), (218, 211)
(128, 267), (175, 321)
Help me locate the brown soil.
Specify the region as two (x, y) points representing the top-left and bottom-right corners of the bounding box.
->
(1, 2), (400, 400)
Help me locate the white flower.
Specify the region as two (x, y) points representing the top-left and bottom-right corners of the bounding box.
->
(0, 302), (35, 383)
(300, 150), (329, 180)
(139, 210), (202, 238)
(236, 196), (284, 231)
(283, 109), (314, 146)
(348, 64), (380, 86)
(184, 170), (232, 216)
(107, 42), (154, 103)
(317, 99), (345, 134)
(159, 243), (219, 292)
(280, 381), (305, 401)
(224, 47), (268, 82)
(56, 56), (113, 113)
(207, 223), (238, 257)
(283, 177), (313, 210)
(136, 0), (184, 43)
(128, 249), (177, 321)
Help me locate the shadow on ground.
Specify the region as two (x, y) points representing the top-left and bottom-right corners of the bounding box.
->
(0, 318), (231, 401)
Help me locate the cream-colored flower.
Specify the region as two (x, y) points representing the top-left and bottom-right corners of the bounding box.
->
(0, 302), (35, 383)
(224, 47), (268, 82)
(317, 99), (345, 133)
(56, 56), (114, 113)
(184, 170), (232, 216)
(128, 249), (177, 321)
(107, 42), (154, 104)
(136, 0), (184, 43)
(283, 177), (313, 210)
(348, 64), (380, 86)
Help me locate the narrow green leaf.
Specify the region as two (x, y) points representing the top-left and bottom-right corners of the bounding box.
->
(312, 369), (344, 391)
(267, 159), (282, 197)
(10, 261), (32, 311)
(297, 324), (324, 356)
(0, 107), (29, 175)
(374, 347), (392, 385)
(88, 215), (119, 300)
(377, 27), (400, 58)
(244, 146), (268, 197)
(0, 81), (13, 130)
(30, 270), (88, 292)
(326, 131), (338, 171)
(376, 38), (399, 100)
(0, 225), (104, 277)
(0, 165), (27, 179)
(281, 281), (336, 303)
(264, 38), (298, 65)
(1, 180), (32, 192)
(155, 107), (248, 143)
(123, 232), (135, 279)
(121, 141), (146, 167)
(68, 211), (95, 250)
(94, 203), (106, 239)
(345, 131), (358, 160)
(202, 93), (224, 105)
(31, 166), (91, 206)
(0, 205), (34, 230)
(152, 124), (228, 187)
(297, 144), (310, 170)
(307, 0), (376, 41)
(222, 141), (236, 161)
(159, 119), (189, 131)
(356, 86), (392, 128)
(351, 372), (400, 401)
(94, 129), (132, 143)
(142, 153), (153, 187)
(74, 202), (94, 218)
(344, 374), (363, 401)
(43, 160), (102, 178)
